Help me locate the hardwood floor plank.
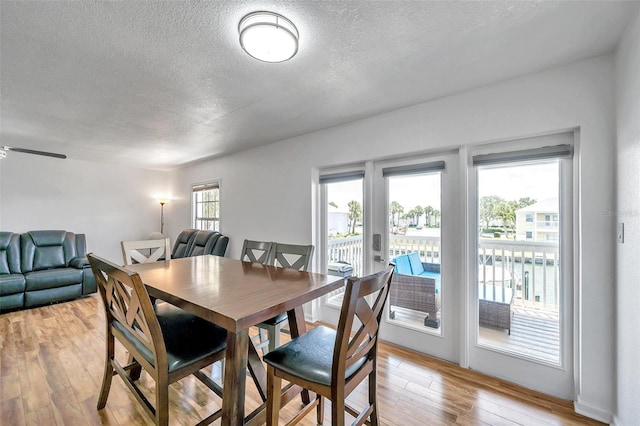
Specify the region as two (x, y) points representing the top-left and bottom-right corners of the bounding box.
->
(0, 296), (603, 425)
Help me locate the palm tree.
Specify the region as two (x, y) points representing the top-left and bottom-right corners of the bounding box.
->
(493, 201), (515, 236)
(389, 201), (403, 226)
(423, 205), (434, 227)
(347, 200), (362, 234)
(414, 206), (424, 226)
(406, 209), (416, 225)
(433, 209), (441, 227)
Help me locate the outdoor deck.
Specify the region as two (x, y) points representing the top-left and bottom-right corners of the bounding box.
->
(328, 235), (562, 364)
(479, 306), (559, 363)
(387, 305), (560, 364)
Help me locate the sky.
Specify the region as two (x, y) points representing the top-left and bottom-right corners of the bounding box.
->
(477, 161), (559, 202)
(327, 160), (559, 212)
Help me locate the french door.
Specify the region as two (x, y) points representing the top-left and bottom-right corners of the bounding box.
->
(372, 153), (460, 362)
(317, 133), (575, 396)
(318, 154), (460, 363)
(467, 134), (574, 398)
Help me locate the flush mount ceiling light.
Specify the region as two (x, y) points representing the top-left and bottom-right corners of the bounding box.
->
(239, 11), (299, 63)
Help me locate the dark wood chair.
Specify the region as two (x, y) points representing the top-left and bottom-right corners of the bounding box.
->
(255, 243), (314, 354)
(88, 254), (227, 426)
(263, 264), (394, 426)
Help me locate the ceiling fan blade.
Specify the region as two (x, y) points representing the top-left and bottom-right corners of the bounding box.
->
(7, 147), (67, 159)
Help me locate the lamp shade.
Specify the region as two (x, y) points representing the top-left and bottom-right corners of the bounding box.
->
(239, 12), (299, 63)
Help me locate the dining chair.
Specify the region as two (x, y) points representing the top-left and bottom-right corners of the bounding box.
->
(240, 239), (273, 264)
(255, 243), (314, 354)
(264, 264), (394, 426)
(88, 254), (227, 426)
(121, 238), (171, 266)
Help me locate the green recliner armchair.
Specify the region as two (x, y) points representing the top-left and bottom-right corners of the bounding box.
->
(0, 230), (97, 312)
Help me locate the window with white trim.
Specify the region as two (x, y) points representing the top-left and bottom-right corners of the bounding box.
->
(192, 181), (220, 231)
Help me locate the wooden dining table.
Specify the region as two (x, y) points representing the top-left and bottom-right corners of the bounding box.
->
(127, 254), (345, 426)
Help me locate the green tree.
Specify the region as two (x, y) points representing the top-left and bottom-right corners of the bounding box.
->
(390, 201), (404, 226)
(414, 206), (424, 226)
(515, 197), (536, 209)
(479, 195), (504, 230)
(423, 205), (434, 227)
(329, 201), (338, 209)
(433, 209), (441, 227)
(405, 209), (416, 225)
(493, 201), (515, 236)
(347, 200), (362, 234)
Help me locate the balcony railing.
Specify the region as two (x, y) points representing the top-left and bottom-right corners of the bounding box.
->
(536, 220), (559, 229)
(327, 235), (560, 311)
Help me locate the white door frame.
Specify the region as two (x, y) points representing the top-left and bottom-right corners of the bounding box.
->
(373, 151), (461, 363)
(465, 133), (575, 399)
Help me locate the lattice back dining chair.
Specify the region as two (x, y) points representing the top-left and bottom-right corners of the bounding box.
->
(269, 242), (314, 271)
(240, 239), (273, 264)
(88, 254), (227, 426)
(255, 243), (314, 354)
(121, 238), (171, 266)
(264, 264), (394, 426)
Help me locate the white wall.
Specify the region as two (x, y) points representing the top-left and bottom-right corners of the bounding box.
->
(615, 5), (640, 425)
(170, 55), (617, 420)
(0, 155), (169, 263)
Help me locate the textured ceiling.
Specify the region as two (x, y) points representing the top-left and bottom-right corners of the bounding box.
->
(0, 1), (636, 170)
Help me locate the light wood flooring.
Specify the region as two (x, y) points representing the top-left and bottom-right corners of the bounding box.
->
(1, 295), (601, 425)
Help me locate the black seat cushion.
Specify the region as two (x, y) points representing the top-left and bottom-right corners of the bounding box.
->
(114, 303), (227, 373)
(263, 326), (366, 386)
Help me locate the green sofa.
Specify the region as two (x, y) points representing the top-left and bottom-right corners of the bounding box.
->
(0, 230), (97, 313)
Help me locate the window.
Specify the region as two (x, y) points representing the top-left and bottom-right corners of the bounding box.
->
(526, 214), (534, 222)
(192, 181), (220, 231)
(526, 231), (533, 239)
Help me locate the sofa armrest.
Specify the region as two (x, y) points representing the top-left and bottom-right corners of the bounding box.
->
(69, 256), (96, 295)
(70, 257), (90, 269)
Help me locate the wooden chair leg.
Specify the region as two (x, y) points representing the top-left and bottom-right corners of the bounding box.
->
(156, 377), (170, 426)
(97, 360), (114, 409)
(332, 395), (345, 426)
(369, 369), (379, 426)
(268, 324), (280, 353)
(127, 352), (142, 380)
(317, 394), (325, 425)
(267, 367), (282, 426)
(257, 328), (269, 356)
(97, 337), (115, 409)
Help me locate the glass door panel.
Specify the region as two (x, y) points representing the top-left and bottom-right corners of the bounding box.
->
(386, 173), (443, 335)
(374, 152), (459, 363)
(476, 161), (561, 364)
(323, 178), (364, 308)
(469, 139), (574, 399)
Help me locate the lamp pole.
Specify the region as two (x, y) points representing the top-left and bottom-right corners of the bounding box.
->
(160, 201), (166, 234)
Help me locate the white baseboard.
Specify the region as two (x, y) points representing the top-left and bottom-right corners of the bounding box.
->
(611, 414), (621, 426)
(574, 397), (613, 424)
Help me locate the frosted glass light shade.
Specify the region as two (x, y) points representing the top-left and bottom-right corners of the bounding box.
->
(239, 12), (299, 63)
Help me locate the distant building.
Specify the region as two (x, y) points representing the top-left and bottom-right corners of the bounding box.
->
(328, 205), (349, 235)
(515, 198), (559, 242)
